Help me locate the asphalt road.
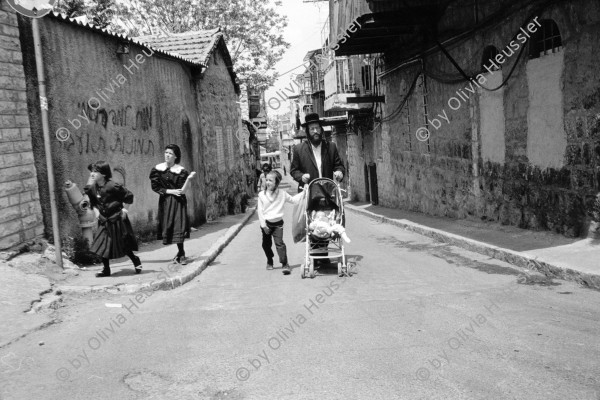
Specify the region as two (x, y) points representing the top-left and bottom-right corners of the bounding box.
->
(2, 193), (600, 400)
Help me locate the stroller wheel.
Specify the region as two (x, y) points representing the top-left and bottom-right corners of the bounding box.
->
(300, 265), (306, 279)
(309, 271), (316, 279)
(337, 262), (343, 277)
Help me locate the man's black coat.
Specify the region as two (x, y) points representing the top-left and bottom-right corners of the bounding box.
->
(290, 140), (345, 189)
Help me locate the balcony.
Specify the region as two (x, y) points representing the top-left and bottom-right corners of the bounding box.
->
(324, 56), (376, 112)
(252, 118), (268, 144)
(330, 0), (440, 57)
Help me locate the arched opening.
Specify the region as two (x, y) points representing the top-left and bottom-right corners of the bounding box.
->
(529, 19), (562, 59)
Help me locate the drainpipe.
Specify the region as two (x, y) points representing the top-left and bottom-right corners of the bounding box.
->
(32, 18), (63, 269)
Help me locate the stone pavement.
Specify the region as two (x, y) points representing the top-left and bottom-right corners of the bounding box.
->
(344, 201), (600, 290)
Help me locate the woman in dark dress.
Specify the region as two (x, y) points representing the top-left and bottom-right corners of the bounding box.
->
(149, 144), (195, 264)
(84, 161), (142, 277)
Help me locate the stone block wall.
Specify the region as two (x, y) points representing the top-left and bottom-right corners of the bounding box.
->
(347, 0), (600, 237)
(0, 3), (43, 250)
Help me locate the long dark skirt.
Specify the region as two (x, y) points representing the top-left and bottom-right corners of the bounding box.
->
(90, 212), (138, 259)
(157, 195), (190, 244)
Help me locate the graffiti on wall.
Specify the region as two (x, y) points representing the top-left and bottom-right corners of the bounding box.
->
(61, 103), (155, 155)
(61, 131), (155, 156)
(75, 102), (152, 131)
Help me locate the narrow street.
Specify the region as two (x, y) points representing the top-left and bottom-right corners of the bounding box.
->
(1, 181), (599, 400)
(2, 1), (600, 399)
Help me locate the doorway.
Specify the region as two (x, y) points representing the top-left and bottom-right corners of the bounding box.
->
(368, 162), (379, 205)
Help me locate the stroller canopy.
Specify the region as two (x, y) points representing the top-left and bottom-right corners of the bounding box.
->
(307, 180), (340, 213)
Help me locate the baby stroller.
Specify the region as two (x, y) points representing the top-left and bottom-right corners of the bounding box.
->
(300, 178), (351, 279)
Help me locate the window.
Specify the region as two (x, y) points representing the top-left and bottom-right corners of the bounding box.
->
(529, 19), (562, 59)
(226, 126), (235, 167)
(215, 126), (224, 171)
(481, 45), (500, 71)
(336, 58), (357, 93)
(361, 64), (372, 93)
(304, 79), (312, 94)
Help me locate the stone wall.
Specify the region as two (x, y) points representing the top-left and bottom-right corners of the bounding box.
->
(348, 0), (600, 237)
(197, 41), (248, 220)
(18, 15), (248, 242)
(0, 3), (43, 250)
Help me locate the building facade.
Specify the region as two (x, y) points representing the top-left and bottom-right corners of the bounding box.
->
(330, 0), (600, 237)
(0, 3), (44, 251)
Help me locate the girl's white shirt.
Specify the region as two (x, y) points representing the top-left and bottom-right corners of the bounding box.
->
(257, 189), (303, 228)
(155, 162), (185, 174)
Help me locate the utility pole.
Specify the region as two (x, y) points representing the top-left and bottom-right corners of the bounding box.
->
(32, 18), (63, 269)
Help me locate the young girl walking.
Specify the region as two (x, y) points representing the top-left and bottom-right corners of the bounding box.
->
(257, 170), (302, 275)
(149, 144), (196, 265)
(84, 161), (142, 277)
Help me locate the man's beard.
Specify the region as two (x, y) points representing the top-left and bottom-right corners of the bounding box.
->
(309, 134), (322, 146)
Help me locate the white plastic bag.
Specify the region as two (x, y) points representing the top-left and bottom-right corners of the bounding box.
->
(292, 189), (308, 243)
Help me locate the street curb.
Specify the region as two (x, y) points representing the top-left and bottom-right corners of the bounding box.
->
(56, 207), (257, 296)
(345, 204), (600, 291)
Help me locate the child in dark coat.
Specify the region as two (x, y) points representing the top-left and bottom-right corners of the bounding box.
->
(84, 161), (142, 277)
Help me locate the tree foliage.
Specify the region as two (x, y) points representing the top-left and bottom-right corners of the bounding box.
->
(54, 0), (119, 31)
(53, 0), (289, 89)
(118, 0), (290, 90)
(54, 0), (87, 18)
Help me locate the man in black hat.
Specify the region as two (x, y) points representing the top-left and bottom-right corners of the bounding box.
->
(291, 113), (345, 266)
(290, 113), (345, 191)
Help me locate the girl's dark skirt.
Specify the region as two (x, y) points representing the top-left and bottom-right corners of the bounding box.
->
(90, 212), (138, 259)
(157, 195), (190, 244)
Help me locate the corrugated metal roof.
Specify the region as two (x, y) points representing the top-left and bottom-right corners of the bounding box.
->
(47, 12), (202, 67)
(135, 29), (222, 67)
(47, 12), (239, 93)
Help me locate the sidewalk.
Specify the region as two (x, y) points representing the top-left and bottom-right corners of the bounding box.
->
(56, 204), (257, 295)
(0, 204), (256, 348)
(344, 201), (600, 290)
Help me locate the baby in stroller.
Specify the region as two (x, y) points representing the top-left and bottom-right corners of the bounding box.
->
(308, 210), (351, 243)
(307, 196), (351, 243)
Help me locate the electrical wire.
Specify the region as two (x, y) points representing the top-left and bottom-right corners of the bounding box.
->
(342, 0), (562, 126)
(380, 69), (421, 123)
(431, 0), (560, 92)
(378, 0), (555, 79)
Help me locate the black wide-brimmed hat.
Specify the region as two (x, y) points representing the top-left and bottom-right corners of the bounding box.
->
(301, 113), (323, 127)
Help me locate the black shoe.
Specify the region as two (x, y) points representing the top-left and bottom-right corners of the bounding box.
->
(179, 256), (188, 265)
(282, 264), (291, 275)
(133, 256), (142, 274)
(96, 270), (111, 277)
